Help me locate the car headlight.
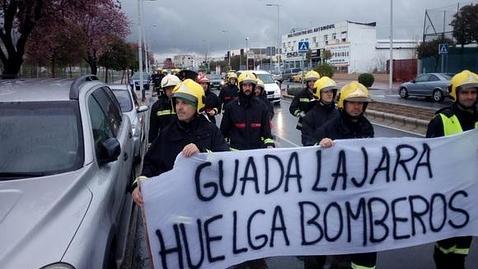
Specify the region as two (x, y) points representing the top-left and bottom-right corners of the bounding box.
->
(40, 263), (75, 269)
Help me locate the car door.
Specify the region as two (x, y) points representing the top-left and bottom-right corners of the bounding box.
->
(411, 74), (429, 96)
(427, 74), (442, 95)
(89, 88), (132, 224)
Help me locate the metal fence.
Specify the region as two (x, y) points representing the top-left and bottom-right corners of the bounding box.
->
(421, 47), (478, 74)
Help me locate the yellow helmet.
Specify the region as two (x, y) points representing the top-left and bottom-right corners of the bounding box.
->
(304, 70), (321, 82)
(227, 72), (238, 80)
(256, 79), (265, 89)
(337, 81), (371, 109)
(449, 70), (478, 101)
(238, 71), (257, 86)
(172, 79), (205, 113)
(313, 76), (337, 100)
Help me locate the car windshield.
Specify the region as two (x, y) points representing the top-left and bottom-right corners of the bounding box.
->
(131, 73), (150, 80)
(256, 73), (275, 84)
(207, 74), (221, 80)
(0, 101), (83, 179)
(112, 90), (133, 112)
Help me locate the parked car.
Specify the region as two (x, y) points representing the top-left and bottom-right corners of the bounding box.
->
(271, 71), (283, 83)
(0, 75), (135, 269)
(399, 73), (451, 102)
(207, 73), (224, 90)
(128, 71), (151, 91)
(282, 68), (302, 82)
(238, 70), (282, 104)
(110, 84), (149, 163)
(291, 71), (306, 83)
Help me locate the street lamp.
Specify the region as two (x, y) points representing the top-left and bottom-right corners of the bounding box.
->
(137, 0), (157, 101)
(389, 0), (394, 93)
(266, 3), (281, 73)
(245, 37), (249, 70)
(222, 30), (231, 70)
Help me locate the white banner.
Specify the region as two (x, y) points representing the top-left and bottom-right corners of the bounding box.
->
(141, 130), (478, 269)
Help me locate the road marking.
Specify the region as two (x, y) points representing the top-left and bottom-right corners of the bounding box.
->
(274, 133), (300, 147)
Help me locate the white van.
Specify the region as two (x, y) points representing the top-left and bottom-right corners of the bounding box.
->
(238, 70), (281, 104)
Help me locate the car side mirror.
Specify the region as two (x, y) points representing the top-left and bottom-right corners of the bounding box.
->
(275, 80), (280, 85)
(137, 105), (149, 113)
(99, 137), (121, 165)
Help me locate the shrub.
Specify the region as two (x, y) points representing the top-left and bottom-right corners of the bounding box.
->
(358, 73), (375, 87)
(314, 63), (335, 78)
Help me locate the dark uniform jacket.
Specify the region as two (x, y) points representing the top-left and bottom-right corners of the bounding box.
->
(289, 88), (316, 130)
(142, 115), (230, 178)
(258, 94), (274, 120)
(220, 94), (274, 150)
(314, 110), (374, 142)
(301, 102), (340, 146)
(148, 95), (175, 142)
(426, 103), (478, 138)
(219, 84), (239, 109)
(204, 89), (221, 123)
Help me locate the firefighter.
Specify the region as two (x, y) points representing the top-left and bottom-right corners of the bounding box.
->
(289, 70), (320, 130)
(132, 79), (230, 206)
(220, 71), (275, 151)
(301, 76), (340, 146)
(317, 81), (376, 269)
(219, 71), (239, 110)
(426, 70), (478, 269)
(197, 73), (221, 123)
(148, 74), (181, 142)
(255, 78), (274, 120)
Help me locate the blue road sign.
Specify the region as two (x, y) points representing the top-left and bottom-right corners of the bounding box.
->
(298, 41), (309, 53)
(439, 43), (448, 54)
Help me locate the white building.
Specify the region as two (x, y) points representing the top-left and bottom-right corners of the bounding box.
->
(282, 21), (418, 73)
(173, 54), (205, 69)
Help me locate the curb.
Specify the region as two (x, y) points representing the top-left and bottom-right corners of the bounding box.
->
(281, 93), (428, 135)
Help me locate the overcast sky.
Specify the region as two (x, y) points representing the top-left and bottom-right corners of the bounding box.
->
(119, 0), (472, 59)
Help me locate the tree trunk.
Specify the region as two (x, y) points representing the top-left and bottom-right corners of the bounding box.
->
(105, 67), (109, 83)
(1, 55), (23, 79)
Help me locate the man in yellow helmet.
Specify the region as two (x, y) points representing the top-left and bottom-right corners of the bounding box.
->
(219, 71), (239, 110)
(255, 78), (274, 120)
(426, 70), (478, 269)
(289, 70), (320, 130)
(317, 81), (376, 269)
(221, 71), (274, 151)
(132, 79), (229, 206)
(301, 76), (340, 146)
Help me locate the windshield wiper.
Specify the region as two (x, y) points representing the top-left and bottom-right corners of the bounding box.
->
(0, 172), (49, 180)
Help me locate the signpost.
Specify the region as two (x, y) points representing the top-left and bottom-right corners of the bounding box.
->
(298, 41), (309, 88)
(439, 43), (448, 73)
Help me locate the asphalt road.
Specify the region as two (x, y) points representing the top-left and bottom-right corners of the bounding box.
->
(131, 95), (477, 269)
(282, 81), (450, 110)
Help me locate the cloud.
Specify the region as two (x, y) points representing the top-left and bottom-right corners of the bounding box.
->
(120, 0), (464, 57)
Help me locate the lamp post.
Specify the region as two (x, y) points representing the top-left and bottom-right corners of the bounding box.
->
(266, 3), (280, 73)
(245, 37), (249, 70)
(222, 30), (231, 70)
(137, 0), (157, 101)
(389, 0), (394, 93)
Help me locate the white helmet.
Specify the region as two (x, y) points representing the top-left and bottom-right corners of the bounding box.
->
(161, 74), (181, 88)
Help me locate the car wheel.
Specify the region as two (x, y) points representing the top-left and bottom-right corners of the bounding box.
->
(432, 89), (444, 102)
(399, 87), (408, 98)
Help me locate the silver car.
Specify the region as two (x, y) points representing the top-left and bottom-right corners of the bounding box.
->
(399, 73), (451, 102)
(110, 84), (149, 164)
(0, 76), (135, 269)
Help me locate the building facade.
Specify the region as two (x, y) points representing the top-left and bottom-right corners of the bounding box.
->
(282, 21), (418, 73)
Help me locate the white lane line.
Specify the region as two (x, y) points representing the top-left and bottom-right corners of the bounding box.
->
(274, 133), (300, 147)
(371, 121), (425, 137)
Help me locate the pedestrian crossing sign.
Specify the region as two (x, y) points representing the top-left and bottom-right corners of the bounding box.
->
(298, 41), (309, 53)
(439, 44), (448, 54)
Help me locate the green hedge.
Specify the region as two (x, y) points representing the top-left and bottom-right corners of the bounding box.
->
(314, 63), (335, 78)
(358, 73), (375, 87)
